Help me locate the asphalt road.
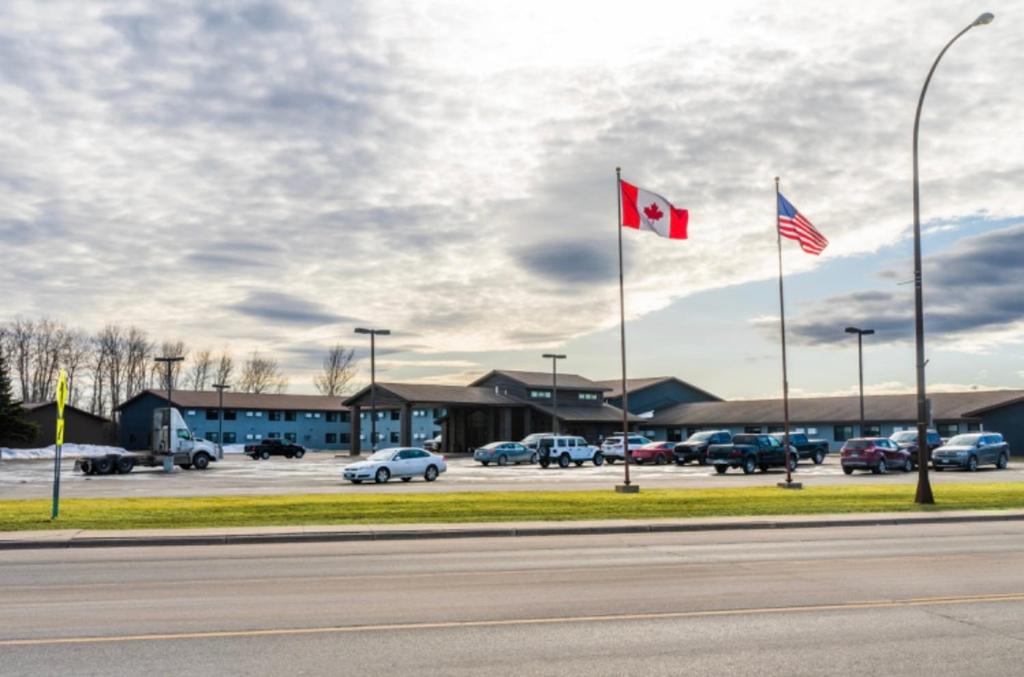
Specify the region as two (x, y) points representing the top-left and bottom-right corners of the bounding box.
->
(2, 521), (1024, 675)
(2, 453), (1020, 499)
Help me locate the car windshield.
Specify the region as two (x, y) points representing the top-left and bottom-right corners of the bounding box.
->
(687, 432), (713, 442)
(368, 450), (395, 461)
(891, 431), (917, 442)
(946, 434), (981, 447)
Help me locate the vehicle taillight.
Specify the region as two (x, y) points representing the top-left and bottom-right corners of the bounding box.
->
(442, 455), (447, 461)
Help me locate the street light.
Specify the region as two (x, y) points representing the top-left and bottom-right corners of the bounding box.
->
(845, 327), (875, 434)
(542, 354), (566, 434)
(911, 11), (993, 505)
(354, 328), (390, 451)
(212, 383), (230, 455)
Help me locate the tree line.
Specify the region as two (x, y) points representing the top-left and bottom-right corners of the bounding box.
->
(0, 318), (359, 420)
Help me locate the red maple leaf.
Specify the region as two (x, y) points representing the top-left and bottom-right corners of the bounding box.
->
(643, 202), (664, 221)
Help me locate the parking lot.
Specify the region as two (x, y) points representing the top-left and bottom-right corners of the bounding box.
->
(1, 453), (1020, 499)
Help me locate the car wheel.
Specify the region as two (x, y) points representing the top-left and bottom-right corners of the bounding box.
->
(813, 451), (825, 465)
(294, 449), (305, 459)
(375, 467), (390, 484)
(192, 453), (211, 470)
(481, 461), (489, 466)
(424, 465), (439, 482)
(259, 450), (270, 460)
(574, 460), (585, 466)
(902, 458), (913, 473)
(401, 477), (412, 482)
(714, 465), (728, 474)
(697, 456), (707, 466)
(539, 458), (550, 468)
(531, 452), (539, 464)
(655, 454), (667, 465)
(115, 456), (135, 474)
(558, 453), (571, 469)
(842, 466), (854, 475)
(285, 453), (294, 459)
(742, 457), (756, 475)
(593, 453), (604, 467)
(759, 464), (768, 473)
(967, 455), (978, 472)
(606, 457), (617, 464)
(997, 453), (1009, 470)
(875, 459), (887, 475)
(94, 457), (114, 475)
(498, 455), (508, 466)
(249, 454), (259, 461)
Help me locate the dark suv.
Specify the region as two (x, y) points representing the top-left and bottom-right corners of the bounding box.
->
(674, 430), (731, 465)
(889, 429), (942, 468)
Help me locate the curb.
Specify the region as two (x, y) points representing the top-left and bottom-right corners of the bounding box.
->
(3, 511), (1023, 551)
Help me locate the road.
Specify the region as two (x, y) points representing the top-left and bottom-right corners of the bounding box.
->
(2, 453), (1020, 499)
(2, 521), (1023, 675)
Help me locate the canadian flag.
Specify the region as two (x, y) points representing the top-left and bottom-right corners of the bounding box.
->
(620, 179), (688, 240)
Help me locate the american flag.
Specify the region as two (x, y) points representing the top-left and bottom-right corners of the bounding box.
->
(777, 192), (828, 255)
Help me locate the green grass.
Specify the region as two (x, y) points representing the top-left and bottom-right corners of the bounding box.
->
(2, 483), (1023, 532)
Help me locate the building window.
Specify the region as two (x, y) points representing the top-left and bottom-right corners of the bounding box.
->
(285, 411), (296, 422)
(667, 429), (682, 442)
(937, 423), (960, 438)
(390, 432), (400, 443)
(186, 410), (196, 416)
(744, 426), (762, 434)
(269, 411), (281, 421)
(222, 432), (237, 444)
(377, 411), (386, 420)
(433, 408), (444, 418)
(767, 425), (785, 433)
(530, 390), (552, 399)
(224, 409), (237, 421)
(863, 424), (881, 437)
(305, 412), (313, 419)
(207, 432), (219, 443)
(967, 422), (982, 432)
(834, 425), (854, 442)
(578, 392), (598, 401)
(390, 410), (401, 421)
(206, 409), (219, 420)
(267, 432), (280, 439)
(245, 411), (254, 417)
(340, 433), (350, 444)
(255, 411), (263, 417)
(284, 432), (297, 442)
(325, 433), (337, 444)
(326, 412), (338, 422)
(341, 411), (350, 422)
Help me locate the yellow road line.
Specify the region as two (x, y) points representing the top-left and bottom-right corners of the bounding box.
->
(3, 592), (1023, 647)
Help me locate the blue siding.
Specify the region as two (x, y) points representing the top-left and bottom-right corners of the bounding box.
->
(608, 381), (717, 415)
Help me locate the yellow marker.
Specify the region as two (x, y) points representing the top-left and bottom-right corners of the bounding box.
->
(56, 419), (65, 447)
(56, 369), (68, 418)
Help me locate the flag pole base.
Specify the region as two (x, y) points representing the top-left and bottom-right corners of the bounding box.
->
(615, 484), (640, 494)
(777, 481), (803, 490)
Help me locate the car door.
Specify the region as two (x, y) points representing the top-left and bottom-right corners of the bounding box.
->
(979, 436), (994, 464)
(409, 449), (431, 474)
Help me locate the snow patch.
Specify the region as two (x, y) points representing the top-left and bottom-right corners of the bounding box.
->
(1, 444), (127, 460)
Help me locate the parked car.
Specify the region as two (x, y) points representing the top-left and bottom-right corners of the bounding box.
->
(600, 435), (652, 463)
(631, 441), (675, 465)
(782, 433), (830, 464)
(423, 435), (443, 452)
(840, 437), (912, 475)
(473, 441), (536, 466)
(343, 447), (447, 484)
(707, 434), (798, 475)
(244, 438), (306, 460)
(889, 429), (943, 467)
(932, 433), (1009, 472)
(537, 435), (604, 468)
(673, 431), (731, 465)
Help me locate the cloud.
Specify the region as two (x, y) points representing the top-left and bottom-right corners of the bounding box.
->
(226, 291), (353, 326)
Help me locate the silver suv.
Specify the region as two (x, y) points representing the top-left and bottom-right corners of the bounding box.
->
(600, 435), (652, 463)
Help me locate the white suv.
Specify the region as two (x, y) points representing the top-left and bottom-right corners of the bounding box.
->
(537, 435), (604, 468)
(601, 435), (653, 463)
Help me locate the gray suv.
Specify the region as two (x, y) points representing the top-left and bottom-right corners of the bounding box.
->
(932, 433), (1009, 471)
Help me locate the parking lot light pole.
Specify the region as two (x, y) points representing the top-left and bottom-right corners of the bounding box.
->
(911, 11), (993, 505)
(845, 327), (874, 435)
(212, 383), (230, 455)
(542, 354), (566, 434)
(354, 328), (390, 452)
(154, 356), (184, 471)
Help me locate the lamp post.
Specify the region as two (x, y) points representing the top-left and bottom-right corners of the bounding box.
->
(354, 328), (390, 451)
(154, 355), (184, 470)
(212, 383), (230, 455)
(911, 11), (993, 505)
(845, 327), (874, 435)
(542, 353), (566, 434)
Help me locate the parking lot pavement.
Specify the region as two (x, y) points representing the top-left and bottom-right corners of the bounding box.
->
(2, 453), (1021, 500)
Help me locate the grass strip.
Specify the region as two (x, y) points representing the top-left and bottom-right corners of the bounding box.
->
(2, 483), (1024, 532)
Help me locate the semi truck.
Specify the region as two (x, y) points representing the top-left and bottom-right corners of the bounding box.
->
(75, 407), (222, 475)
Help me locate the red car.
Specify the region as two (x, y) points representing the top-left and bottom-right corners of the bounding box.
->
(840, 437), (912, 475)
(630, 441), (675, 465)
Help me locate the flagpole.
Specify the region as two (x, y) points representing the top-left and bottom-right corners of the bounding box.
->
(775, 177), (794, 486)
(615, 167), (635, 492)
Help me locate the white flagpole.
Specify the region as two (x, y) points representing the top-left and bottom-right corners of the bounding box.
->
(776, 177), (794, 486)
(616, 167), (634, 491)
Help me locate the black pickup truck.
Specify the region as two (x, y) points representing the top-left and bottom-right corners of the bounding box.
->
(244, 438), (307, 460)
(781, 432), (830, 464)
(707, 434), (798, 475)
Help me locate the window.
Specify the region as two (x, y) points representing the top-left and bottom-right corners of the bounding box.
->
(530, 390), (552, 399)
(863, 424), (881, 437)
(245, 434), (254, 440)
(326, 412), (338, 422)
(744, 426), (762, 434)
(222, 432), (237, 444)
(834, 425), (854, 442)
(186, 410), (196, 416)
(667, 429), (682, 442)
(341, 411), (350, 422)
(284, 411), (296, 422)
(206, 409), (219, 420)
(578, 392), (598, 401)
(937, 423), (959, 438)
(207, 432), (219, 443)
(340, 433), (350, 444)
(305, 413), (313, 419)
(967, 422), (982, 432)
(269, 411), (281, 421)
(767, 425), (785, 434)
(390, 432), (400, 443)
(245, 411), (253, 417)
(313, 412), (321, 418)
(284, 432), (297, 442)
(390, 410), (401, 421)
(325, 433), (337, 444)
(255, 411), (263, 417)
(267, 432), (280, 439)
(433, 408), (444, 418)
(223, 409), (237, 421)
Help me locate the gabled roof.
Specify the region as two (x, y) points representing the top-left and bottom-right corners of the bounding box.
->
(117, 389), (348, 412)
(469, 369), (610, 391)
(20, 401), (112, 423)
(343, 383), (519, 407)
(527, 402), (641, 423)
(595, 376), (722, 402)
(648, 389), (1024, 427)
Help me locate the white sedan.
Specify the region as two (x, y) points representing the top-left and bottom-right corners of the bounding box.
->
(343, 447), (447, 484)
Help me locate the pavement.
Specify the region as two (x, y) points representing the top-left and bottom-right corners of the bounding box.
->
(3, 508), (1024, 550)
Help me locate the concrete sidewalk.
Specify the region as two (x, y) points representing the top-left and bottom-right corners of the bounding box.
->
(3, 509), (1024, 550)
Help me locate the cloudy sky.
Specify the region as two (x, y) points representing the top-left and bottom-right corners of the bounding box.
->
(2, 0), (1022, 399)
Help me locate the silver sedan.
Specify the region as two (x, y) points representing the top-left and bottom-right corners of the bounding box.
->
(343, 448), (447, 484)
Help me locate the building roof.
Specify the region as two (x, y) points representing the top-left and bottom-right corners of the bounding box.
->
(343, 383), (520, 407)
(469, 369), (610, 391)
(528, 402), (640, 423)
(648, 389), (1024, 427)
(20, 401), (112, 423)
(118, 389), (348, 412)
(595, 376), (722, 402)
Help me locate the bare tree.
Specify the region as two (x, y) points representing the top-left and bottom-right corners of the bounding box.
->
(213, 349), (234, 387)
(187, 349), (213, 391)
(313, 344), (357, 396)
(62, 329), (94, 408)
(7, 318), (34, 401)
(239, 350), (288, 394)
(152, 340), (188, 390)
(122, 327), (152, 399)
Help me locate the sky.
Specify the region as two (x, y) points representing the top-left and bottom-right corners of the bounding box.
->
(2, 0), (1023, 399)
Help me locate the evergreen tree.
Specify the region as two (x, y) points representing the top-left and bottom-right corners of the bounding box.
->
(0, 351), (37, 446)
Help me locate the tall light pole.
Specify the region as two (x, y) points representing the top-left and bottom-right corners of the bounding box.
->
(911, 11), (993, 505)
(845, 327), (875, 434)
(354, 328), (390, 452)
(212, 383), (230, 455)
(542, 353), (566, 434)
(154, 355), (184, 467)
